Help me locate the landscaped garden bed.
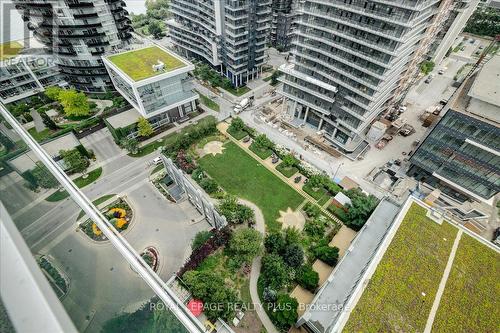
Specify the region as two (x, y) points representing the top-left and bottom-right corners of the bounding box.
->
(141, 247), (160, 272)
(276, 161), (299, 178)
(38, 256), (69, 298)
(79, 198), (133, 241)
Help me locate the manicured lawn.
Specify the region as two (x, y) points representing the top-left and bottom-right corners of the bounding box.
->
(45, 167), (103, 202)
(432, 234), (500, 333)
(344, 203), (457, 332)
(249, 142), (273, 160)
(28, 128), (52, 142)
(108, 46), (186, 81)
(222, 85), (251, 97)
(77, 194), (116, 220)
(197, 91), (220, 111)
(227, 127), (247, 140)
(198, 141), (304, 232)
(275, 162), (298, 178)
(0, 41), (23, 60)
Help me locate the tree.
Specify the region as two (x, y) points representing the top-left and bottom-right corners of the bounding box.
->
(120, 138), (139, 154)
(261, 254), (289, 290)
(227, 228), (262, 265)
(148, 20), (163, 39)
(9, 103), (29, 117)
(137, 117), (154, 137)
(192, 230), (212, 250)
(44, 86), (62, 101)
(59, 149), (89, 174)
(254, 134), (273, 150)
(420, 60), (435, 75)
(296, 265), (319, 292)
(31, 163), (58, 189)
(263, 287), (277, 303)
(271, 294), (298, 330)
(217, 195), (239, 220)
(283, 243), (304, 268)
(281, 154), (298, 168)
(58, 89), (90, 117)
(183, 270), (238, 321)
(264, 232), (286, 255)
(344, 189), (379, 230)
(229, 117), (245, 132)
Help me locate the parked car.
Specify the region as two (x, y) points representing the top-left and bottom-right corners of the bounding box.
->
(242, 136), (251, 143)
(152, 157), (162, 165)
(438, 69), (445, 75)
(424, 75), (434, 84)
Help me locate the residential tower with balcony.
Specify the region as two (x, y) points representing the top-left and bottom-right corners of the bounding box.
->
(279, 0), (458, 155)
(13, 0), (133, 92)
(167, 0), (271, 87)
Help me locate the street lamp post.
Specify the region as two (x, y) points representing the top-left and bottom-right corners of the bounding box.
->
(332, 162), (344, 181)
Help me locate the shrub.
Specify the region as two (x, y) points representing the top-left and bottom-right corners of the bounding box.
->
(192, 230), (212, 250)
(137, 117), (154, 137)
(296, 265), (319, 292)
(217, 195), (255, 224)
(199, 178), (218, 194)
(31, 163), (58, 189)
(343, 188), (379, 230)
(304, 217), (326, 239)
(175, 150), (196, 173)
(283, 243), (304, 268)
(313, 245), (339, 266)
(264, 232), (286, 254)
(303, 202), (321, 218)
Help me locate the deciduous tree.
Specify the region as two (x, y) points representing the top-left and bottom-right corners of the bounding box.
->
(137, 117), (154, 137)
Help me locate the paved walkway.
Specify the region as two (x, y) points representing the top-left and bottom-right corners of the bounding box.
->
(423, 230), (463, 333)
(239, 199), (279, 333)
(218, 122), (343, 226)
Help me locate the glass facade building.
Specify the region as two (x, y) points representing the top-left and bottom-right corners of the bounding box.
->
(409, 109), (500, 202)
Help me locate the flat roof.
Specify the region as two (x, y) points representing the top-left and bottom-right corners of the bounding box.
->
(0, 41), (23, 60)
(468, 54), (500, 108)
(342, 199), (500, 333)
(105, 108), (141, 129)
(106, 46), (187, 82)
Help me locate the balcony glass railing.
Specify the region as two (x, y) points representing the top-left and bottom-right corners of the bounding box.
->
(0, 105), (208, 333)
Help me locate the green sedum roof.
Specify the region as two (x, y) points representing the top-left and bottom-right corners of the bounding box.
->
(108, 46), (186, 81)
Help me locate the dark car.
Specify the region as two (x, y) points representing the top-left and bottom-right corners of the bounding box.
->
(243, 136), (251, 143)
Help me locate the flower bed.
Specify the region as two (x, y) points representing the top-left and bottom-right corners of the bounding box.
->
(79, 198), (132, 241)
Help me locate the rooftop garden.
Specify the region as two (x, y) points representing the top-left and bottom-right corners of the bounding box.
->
(432, 234), (500, 332)
(344, 203), (458, 332)
(0, 41), (23, 60)
(108, 46), (186, 81)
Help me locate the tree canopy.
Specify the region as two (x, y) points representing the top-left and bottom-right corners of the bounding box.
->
(58, 89), (90, 117)
(60, 149), (89, 174)
(137, 117), (154, 137)
(227, 228), (262, 265)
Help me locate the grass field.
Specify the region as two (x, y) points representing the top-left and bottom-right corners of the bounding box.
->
(249, 142), (273, 160)
(198, 141), (304, 232)
(222, 85), (251, 97)
(108, 46), (186, 81)
(28, 128), (53, 142)
(344, 203), (457, 332)
(432, 234), (500, 332)
(276, 162), (298, 178)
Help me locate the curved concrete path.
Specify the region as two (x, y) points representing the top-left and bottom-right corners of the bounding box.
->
(238, 199), (279, 333)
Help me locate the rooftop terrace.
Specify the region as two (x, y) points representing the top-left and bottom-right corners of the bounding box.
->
(107, 46), (187, 82)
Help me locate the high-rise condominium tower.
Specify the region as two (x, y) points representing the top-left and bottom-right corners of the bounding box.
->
(14, 0), (133, 92)
(270, 0), (300, 51)
(279, 0), (457, 154)
(167, 0), (271, 87)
